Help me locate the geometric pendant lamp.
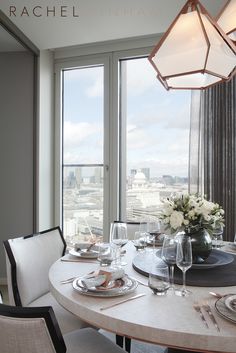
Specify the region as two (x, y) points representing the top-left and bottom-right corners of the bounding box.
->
(148, 0), (236, 90)
(217, 0), (236, 42)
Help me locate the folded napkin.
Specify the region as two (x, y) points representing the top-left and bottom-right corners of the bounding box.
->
(81, 268), (125, 289)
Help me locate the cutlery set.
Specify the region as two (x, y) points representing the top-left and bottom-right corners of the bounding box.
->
(194, 302), (220, 331)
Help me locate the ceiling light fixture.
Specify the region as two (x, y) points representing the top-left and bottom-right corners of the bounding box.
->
(217, 0), (236, 42)
(148, 0), (236, 90)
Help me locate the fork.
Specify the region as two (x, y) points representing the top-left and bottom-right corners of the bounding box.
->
(193, 303), (209, 328)
(202, 302), (220, 332)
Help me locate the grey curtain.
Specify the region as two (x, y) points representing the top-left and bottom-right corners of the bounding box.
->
(189, 77), (236, 241)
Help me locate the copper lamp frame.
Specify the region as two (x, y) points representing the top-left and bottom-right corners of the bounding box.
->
(148, 0), (236, 90)
(216, 0), (236, 42)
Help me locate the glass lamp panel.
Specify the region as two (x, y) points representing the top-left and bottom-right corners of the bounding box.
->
(200, 14), (236, 78)
(166, 72), (222, 89)
(217, 0), (236, 35)
(153, 11), (208, 77)
(229, 31), (236, 41)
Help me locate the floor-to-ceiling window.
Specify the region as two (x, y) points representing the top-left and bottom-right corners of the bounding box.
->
(62, 66), (104, 245)
(119, 57), (191, 222)
(55, 42), (191, 243)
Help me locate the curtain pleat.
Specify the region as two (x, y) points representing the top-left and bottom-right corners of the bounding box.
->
(202, 77), (236, 241)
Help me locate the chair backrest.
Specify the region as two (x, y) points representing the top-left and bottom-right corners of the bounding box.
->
(3, 227), (66, 306)
(0, 304), (66, 353)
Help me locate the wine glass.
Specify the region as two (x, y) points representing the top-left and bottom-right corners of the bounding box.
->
(175, 234), (192, 297)
(161, 234), (177, 292)
(147, 218), (161, 249)
(110, 221), (128, 266)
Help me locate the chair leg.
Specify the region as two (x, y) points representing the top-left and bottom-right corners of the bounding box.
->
(125, 337), (131, 353)
(116, 334), (124, 348)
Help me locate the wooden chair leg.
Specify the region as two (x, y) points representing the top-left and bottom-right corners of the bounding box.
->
(116, 334), (124, 348)
(125, 337), (131, 352)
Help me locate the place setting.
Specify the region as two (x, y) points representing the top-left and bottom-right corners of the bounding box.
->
(72, 267), (138, 298)
(215, 293), (236, 324)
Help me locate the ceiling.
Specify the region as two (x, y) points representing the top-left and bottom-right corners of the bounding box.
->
(0, 0), (228, 50)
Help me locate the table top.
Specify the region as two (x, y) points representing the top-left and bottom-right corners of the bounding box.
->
(49, 243), (236, 353)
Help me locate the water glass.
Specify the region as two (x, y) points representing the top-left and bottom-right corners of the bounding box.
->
(98, 243), (116, 266)
(148, 263), (170, 295)
(212, 225), (224, 249)
(132, 231), (147, 252)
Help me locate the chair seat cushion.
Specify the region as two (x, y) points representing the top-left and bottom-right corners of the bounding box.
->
(64, 328), (125, 353)
(28, 291), (89, 334)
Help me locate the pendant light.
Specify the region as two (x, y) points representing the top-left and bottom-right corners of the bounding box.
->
(148, 0), (236, 90)
(217, 0), (236, 42)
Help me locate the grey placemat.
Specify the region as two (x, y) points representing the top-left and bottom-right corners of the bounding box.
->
(132, 250), (236, 287)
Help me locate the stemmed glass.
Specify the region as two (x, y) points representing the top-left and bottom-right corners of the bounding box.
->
(175, 234), (192, 297)
(161, 234), (177, 292)
(110, 221), (128, 266)
(147, 218), (161, 249)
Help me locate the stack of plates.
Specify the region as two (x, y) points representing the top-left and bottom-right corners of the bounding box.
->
(72, 275), (138, 297)
(215, 294), (236, 323)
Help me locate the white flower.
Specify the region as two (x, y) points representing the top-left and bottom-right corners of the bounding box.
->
(169, 211), (184, 230)
(163, 217), (170, 224)
(160, 193), (224, 234)
(188, 210), (195, 218)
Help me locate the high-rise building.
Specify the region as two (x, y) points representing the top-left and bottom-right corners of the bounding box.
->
(141, 168), (150, 181)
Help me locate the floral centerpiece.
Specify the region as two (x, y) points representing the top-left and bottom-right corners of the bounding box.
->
(160, 194), (225, 263)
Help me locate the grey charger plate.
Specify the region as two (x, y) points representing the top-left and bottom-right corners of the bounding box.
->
(155, 249), (234, 269)
(215, 295), (236, 323)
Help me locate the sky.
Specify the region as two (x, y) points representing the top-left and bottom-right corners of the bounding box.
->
(63, 57), (191, 178)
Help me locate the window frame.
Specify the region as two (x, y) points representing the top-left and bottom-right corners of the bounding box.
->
(54, 36), (164, 239)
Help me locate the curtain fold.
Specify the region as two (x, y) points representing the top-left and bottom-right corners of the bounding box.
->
(189, 77), (236, 241)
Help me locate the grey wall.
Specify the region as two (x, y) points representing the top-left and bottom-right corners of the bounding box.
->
(0, 51), (35, 281)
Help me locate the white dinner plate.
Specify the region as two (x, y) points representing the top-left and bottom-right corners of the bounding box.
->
(225, 295), (236, 313)
(69, 248), (99, 259)
(72, 275), (138, 297)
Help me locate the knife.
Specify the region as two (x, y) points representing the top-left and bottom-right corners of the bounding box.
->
(202, 304), (220, 332)
(100, 293), (146, 311)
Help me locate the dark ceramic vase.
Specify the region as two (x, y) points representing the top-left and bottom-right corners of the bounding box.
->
(187, 228), (212, 264)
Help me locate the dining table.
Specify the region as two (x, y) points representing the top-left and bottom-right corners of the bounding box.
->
(48, 241), (236, 353)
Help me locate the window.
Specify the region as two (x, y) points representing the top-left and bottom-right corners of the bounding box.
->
(55, 42), (191, 241)
(119, 57), (191, 222)
(60, 62), (109, 245)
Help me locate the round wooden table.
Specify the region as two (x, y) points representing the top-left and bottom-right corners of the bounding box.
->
(49, 243), (236, 353)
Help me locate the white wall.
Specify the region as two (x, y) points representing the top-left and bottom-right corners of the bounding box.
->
(0, 51), (34, 282)
(37, 49), (55, 230)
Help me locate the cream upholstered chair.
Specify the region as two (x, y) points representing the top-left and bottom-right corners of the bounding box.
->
(0, 303), (125, 353)
(3, 226), (90, 334)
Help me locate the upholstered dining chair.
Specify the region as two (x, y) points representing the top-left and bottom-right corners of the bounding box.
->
(3, 226), (91, 334)
(0, 303), (125, 353)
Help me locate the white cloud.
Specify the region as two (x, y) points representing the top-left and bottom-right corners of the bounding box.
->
(127, 124), (157, 149)
(64, 121), (101, 149)
(86, 77), (103, 97)
(126, 58), (162, 96)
